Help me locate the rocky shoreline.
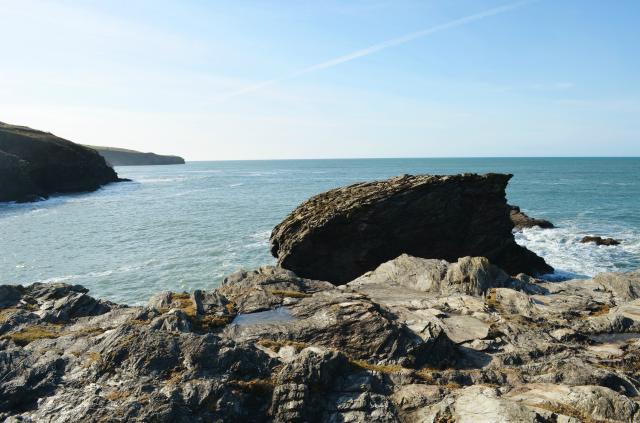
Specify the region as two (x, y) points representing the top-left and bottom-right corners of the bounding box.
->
(2, 173), (639, 422)
(2, 263), (640, 422)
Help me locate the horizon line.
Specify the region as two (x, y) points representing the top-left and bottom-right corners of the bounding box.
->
(129, 156), (640, 164)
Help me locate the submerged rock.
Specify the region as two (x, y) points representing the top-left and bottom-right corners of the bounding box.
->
(270, 173), (552, 283)
(508, 205), (554, 230)
(0, 121), (124, 202)
(581, 235), (621, 246)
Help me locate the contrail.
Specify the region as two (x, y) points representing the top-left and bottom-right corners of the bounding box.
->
(218, 0), (538, 102)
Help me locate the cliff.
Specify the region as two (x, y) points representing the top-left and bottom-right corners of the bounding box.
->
(86, 146), (185, 166)
(0, 122), (121, 202)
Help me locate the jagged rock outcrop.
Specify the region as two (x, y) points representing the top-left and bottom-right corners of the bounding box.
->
(3, 261), (640, 422)
(508, 205), (554, 230)
(0, 121), (124, 202)
(581, 235), (621, 246)
(349, 254), (511, 296)
(85, 145), (185, 166)
(271, 173), (552, 283)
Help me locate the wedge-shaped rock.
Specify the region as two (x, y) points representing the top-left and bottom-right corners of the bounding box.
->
(271, 173), (552, 283)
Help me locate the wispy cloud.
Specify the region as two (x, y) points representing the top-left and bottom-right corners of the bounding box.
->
(217, 0), (539, 102)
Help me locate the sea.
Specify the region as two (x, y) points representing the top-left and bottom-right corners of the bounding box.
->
(1, 158), (639, 305)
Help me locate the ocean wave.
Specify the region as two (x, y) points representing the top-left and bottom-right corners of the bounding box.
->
(245, 229), (271, 248)
(515, 226), (640, 279)
(246, 171), (279, 177)
(31, 259), (160, 285)
(35, 269), (116, 284)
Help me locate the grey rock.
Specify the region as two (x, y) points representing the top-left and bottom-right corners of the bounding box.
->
(506, 384), (640, 422)
(592, 270), (640, 302)
(218, 265), (334, 313)
(3, 264), (640, 422)
(509, 205), (554, 230)
(581, 236), (621, 246)
(350, 255), (510, 296)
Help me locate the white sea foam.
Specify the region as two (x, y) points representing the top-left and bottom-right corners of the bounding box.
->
(36, 269), (116, 284)
(246, 229), (272, 248)
(31, 259), (160, 285)
(246, 171), (279, 177)
(250, 229), (271, 240)
(515, 226), (640, 279)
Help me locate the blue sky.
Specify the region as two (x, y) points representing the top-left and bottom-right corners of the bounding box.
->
(0, 0), (638, 159)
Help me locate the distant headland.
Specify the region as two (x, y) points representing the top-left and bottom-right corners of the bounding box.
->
(85, 145), (185, 166)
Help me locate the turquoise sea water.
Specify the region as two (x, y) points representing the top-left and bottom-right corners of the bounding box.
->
(1, 158), (639, 304)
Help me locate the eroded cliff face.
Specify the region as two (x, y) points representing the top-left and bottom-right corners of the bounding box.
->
(270, 173), (552, 283)
(2, 262), (640, 422)
(0, 121), (121, 202)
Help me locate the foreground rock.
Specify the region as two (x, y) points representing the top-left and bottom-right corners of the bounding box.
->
(0, 121), (124, 202)
(271, 173), (552, 283)
(86, 145), (185, 166)
(509, 205), (554, 230)
(2, 261), (640, 422)
(581, 235), (621, 246)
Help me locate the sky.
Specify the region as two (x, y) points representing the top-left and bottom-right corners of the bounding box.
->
(0, 0), (639, 160)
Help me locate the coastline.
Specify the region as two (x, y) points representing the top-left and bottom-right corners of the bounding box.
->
(2, 172), (640, 421)
(3, 158), (639, 305)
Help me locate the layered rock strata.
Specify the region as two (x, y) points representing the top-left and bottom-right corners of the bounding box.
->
(2, 262), (640, 422)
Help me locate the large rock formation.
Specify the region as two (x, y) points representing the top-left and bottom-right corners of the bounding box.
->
(85, 145), (185, 166)
(0, 121), (122, 202)
(2, 263), (640, 422)
(271, 173), (552, 283)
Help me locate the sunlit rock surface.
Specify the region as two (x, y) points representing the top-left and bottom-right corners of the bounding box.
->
(2, 264), (640, 422)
